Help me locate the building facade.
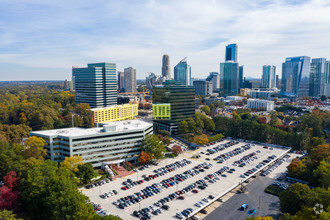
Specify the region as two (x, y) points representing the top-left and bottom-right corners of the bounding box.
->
(174, 58), (191, 86)
(162, 54), (171, 79)
(92, 103), (138, 125)
(73, 63), (117, 108)
(64, 79), (73, 91)
(239, 66), (244, 90)
(309, 58), (330, 97)
(124, 67), (137, 93)
(193, 80), (213, 96)
(262, 65), (276, 88)
(247, 99), (274, 111)
(281, 56), (311, 97)
(30, 120), (153, 167)
(220, 61), (239, 96)
(152, 85), (195, 134)
(118, 71), (125, 92)
(206, 72), (220, 92)
(152, 104), (171, 120)
(225, 43), (238, 62)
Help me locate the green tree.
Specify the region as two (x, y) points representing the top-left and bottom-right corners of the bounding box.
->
(313, 160), (330, 188)
(204, 118), (215, 131)
(195, 115), (204, 130)
(140, 134), (165, 160)
(0, 209), (23, 220)
(20, 160), (95, 220)
(201, 106), (210, 115)
(187, 117), (196, 133)
(178, 121), (189, 134)
(157, 130), (170, 137)
(24, 136), (47, 159)
(209, 133), (223, 142)
(75, 163), (96, 184)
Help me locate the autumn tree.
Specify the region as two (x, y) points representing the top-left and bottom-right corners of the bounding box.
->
(24, 136), (47, 159)
(0, 209), (23, 220)
(0, 171), (20, 210)
(60, 155), (83, 172)
(140, 134), (165, 160)
(138, 151), (151, 164)
(172, 145), (183, 154)
(194, 134), (209, 145)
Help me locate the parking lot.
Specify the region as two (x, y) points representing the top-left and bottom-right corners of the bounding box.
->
(82, 139), (291, 220)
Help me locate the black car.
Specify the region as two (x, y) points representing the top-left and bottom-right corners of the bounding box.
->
(200, 209), (208, 214)
(162, 205), (169, 210)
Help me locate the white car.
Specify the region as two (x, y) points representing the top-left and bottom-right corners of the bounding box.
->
(176, 213), (184, 219)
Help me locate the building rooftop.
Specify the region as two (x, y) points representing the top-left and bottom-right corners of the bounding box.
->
(30, 120), (152, 138)
(90, 103), (136, 111)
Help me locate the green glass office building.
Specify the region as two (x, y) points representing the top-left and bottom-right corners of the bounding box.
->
(152, 85), (195, 134)
(73, 63), (117, 108)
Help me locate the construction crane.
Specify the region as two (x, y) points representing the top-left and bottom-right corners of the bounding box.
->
(119, 88), (151, 109)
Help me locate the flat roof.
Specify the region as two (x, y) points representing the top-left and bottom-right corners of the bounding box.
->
(90, 103), (136, 111)
(30, 120), (152, 138)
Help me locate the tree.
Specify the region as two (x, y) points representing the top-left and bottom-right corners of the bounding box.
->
(60, 155), (83, 172)
(187, 118), (196, 133)
(313, 160), (330, 188)
(21, 160), (95, 219)
(246, 217), (273, 220)
(309, 144), (330, 168)
(172, 145), (183, 154)
(201, 106), (210, 115)
(0, 209), (23, 220)
(195, 116), (204, 130)
(140, 135), (165, 160)
(178, 120), (189, 134)
(157, 130), (170, 137)
(138, 151), (151, 164)
(279, 183), (314, 215)
(0, 185), (20, 210)
(204, 118), (215, 131)
(287, 159), (308, 180)
(209, 133), (223, 142)
(76, 163), (96, 184)
(24, 136), (47, 159)
(194, 134), (209, 145)
(309, 137), (326, 148)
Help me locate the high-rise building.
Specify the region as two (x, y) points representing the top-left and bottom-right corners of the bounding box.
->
(220, 61), (239, 96)
(262, 65), (276, 88)
(225, 43), (238, 62)
(193, 80), (213, 96)
(239, 66), (244, 89)
(281, 56), (311, 97)
(276, 75), (280, 89)
(310, 58), (330, 97)
(152, 85), (195, 134)
(64, 79), (73, 91)
(206, 72), (220, 92)
(124, 67), (137, 93)
(118, 71), (125, 92)
(325, 61), (330, 96)
(73, 63), (117, 108)
(162, 55), (171, 79)
(174, 57), (191, 86)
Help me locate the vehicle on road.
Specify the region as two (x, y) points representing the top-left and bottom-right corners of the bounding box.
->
(240, 204), (248, 210)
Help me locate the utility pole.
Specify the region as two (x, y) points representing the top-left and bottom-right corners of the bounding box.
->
(71, 111), (74, 127)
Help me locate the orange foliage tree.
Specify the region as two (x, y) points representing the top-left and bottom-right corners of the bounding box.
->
(138, 151), (151, 164)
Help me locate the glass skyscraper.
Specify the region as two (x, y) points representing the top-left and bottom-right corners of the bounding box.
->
(220, 61), (239, 96)
(174, 57), (191, 86)
(152, 85), (195, 134)
(73, 63), (117, 108)
(310, 58), (330, 97)
(281, 56), (311, 97)
(225, 43), (238, 62)
(239, 65), (244, 90)
(262, 65), (276, 88)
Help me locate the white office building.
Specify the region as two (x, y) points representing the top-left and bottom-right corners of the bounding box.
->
(247, 99), (274, 111)
(30, 120), (153, 167)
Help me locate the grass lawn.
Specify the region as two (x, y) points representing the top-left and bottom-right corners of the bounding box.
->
(264, 185), (284, 196)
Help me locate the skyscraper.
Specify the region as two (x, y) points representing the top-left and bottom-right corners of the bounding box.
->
(73, 63), (117, 108)
(281, 56), (311, 97)
(174, 57), (191, 86)
(309, 58), (330, 97)
(193, 80), (213, 96)
(220, 61), (239, 96)
(262, 65), (276, 88)
(117, 71), (125, 92)
(276, 75), (280, 89)
(124, 67), (137, 93)
(206, 72), (220, 92)
(162, 54), (171, 79)
(225, 43), (238, 62)
(239, 66), (244, 90)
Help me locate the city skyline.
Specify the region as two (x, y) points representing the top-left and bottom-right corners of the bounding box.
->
(1, 0), (330, 81)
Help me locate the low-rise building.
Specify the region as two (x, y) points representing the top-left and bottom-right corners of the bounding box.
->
(30, 120), (153, 167)
(193, 80), (213, 96)
(247, 99), (274, 111)
(91, 103), (138, 125)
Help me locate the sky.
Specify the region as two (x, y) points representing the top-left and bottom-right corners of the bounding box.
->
(1, 0), (330, 81)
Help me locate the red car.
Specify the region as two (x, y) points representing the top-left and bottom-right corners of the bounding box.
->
(192, 189), (199, 193)
(178, 196), (185, 200)
(121, 187), (127, 190)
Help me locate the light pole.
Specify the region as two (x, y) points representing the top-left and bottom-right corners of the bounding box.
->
(136, 170), (139, 181)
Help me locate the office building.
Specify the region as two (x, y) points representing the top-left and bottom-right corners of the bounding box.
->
(243, 77), (253, 89)
(152, 85), (195, 134)
(220, 61), (239, 96)
(30, 120), (153, 167)
(124, 67), (137, 93)
(193, 80), (213, 96)
(247, 99), (274, 111)
(225, 43), (238, 62)
(146, 72), (162, 90)
(206, 72), (220, 92)
(91, 103), (138, 125)
(276, 75), (280, 89)
(262, 65), (276, 88)
(309, 58), (330, 97)
(118, 71), (125, 92)
(281, 56), (311, 97)
(162, 55), (171, 79)
(239, 66), (244, 89)
(73, 63), (117, 108)
(248, 89), (279, 99)
(174, 57), (191, 86)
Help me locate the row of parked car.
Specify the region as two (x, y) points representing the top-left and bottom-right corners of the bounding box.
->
(203, 140), (239, 155)
(100, 189), (118, 199)
(215, 144), (252, 164)
(176, 208), (194, 219)
(260, 155), (282, 176)
(85, 178), (112, 189)
(194, 195), (215, 207)
(233, 150), (259, 167)
(272, 181), (290, 190)
(91, 202), (110, 217)
(121, 178), (144, 190)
